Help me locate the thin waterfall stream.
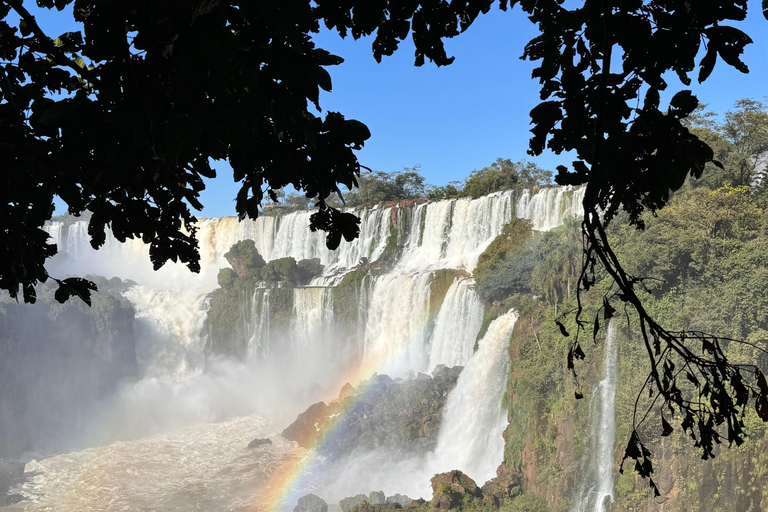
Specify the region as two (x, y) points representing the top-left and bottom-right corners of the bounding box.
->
(574, 320), (618, 512)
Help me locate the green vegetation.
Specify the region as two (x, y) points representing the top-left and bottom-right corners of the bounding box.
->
(274, 160), (554, 211)
(206, 242), (324, 357)
(461, 159), (553, 199)
(474, 218), (537, 303)
(478, 100), (768, 510)
(344, 166), (429, 207)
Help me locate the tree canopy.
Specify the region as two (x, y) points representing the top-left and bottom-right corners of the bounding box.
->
(3, 0), (768, 492)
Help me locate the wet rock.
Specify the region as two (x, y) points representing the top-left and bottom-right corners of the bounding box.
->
(297, 258), (324, 284)
(368, 490), (385, 504)
(385, 494), (413, 507)
(340, 494), (368, 512)
(246, 438), (272, 449)
(295, 367), (462, 458)
(294, 493), (328, 512)
(431, 364), (446, 376)
(407, 498), (426, 508)
(282, 402), (329, 447)
(339, 383), (357, 401)
(430, 470), (481, 510)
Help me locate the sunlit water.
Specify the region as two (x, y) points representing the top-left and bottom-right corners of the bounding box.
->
(6, 415), (302, 512)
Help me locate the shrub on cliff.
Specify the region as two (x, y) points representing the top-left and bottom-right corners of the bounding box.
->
(224, 240), (266, 277)
(217, 268), (238, 289)
(474, 218), (537, 303)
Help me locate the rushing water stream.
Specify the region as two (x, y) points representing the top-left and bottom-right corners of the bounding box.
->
(574, 320), (618, 512)
(4, 187), (584, 511)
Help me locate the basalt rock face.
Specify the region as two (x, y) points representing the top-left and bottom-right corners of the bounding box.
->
(282, 366), (462, 457)
(340, 492), (414, 512)
(0, 280), (136, 458)
(294, 493), (328, 512)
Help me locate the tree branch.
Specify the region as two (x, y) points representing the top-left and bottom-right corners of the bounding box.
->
(4, 0), (97, 84)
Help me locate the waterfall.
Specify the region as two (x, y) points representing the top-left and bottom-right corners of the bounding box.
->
(14, 186), (594, 510)
(427, 278), (484, 370)
(516, 186), (585, 232)
(398, 191), (515, 272)
(291, 287), (333, 355)
(429, 311), (518, 482)
(574, 320), (618, 512)
(247, 288), (272, 359)
(361, 272), (434, 376)
(40, 186), (584, 382)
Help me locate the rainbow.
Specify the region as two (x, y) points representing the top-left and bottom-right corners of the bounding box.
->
(253, 355), (408, 511)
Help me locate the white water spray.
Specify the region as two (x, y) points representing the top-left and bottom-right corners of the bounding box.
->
(429, 311), (518, 482)
(427, 278), (484, 370)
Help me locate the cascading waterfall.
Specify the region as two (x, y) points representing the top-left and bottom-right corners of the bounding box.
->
(12, 186), (586, 511)
(574, 320), (618, 512)
(427, 278), (484, 370)
(247, 288), (272, 359)
(290, 287), (333, 355)
(429, 311), (518, 482)
(516, 186), (585, 232)
(361, 272), (434, 375)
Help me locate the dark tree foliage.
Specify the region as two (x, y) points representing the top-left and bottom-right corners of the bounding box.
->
(4, 0), (768, 491)
(0, 0), (370, 304)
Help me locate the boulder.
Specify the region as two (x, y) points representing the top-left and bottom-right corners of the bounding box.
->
(294, 494), (328, 512)
(340, 494), (368, 512)
(385, 494), (413, 507)
(286, 367), (462, 458)
(431, 364), (446, 376)
(282, 402), (329, 447)
(429, 471), (481, 510)
(368, 490), (385, 504)
(339, 383), (357, 401)
(297, 258), (325, 284)
(247, 438), (272, 449)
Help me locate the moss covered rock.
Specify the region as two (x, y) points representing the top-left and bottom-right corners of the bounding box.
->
(474, 218), (537, 303)
(224, 240), (266, 277)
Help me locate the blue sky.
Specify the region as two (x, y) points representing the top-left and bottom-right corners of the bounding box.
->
(31, 1), (768, 218)
(203, 1), (768, 217)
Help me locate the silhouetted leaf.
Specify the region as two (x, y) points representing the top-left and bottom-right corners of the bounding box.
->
(661, 416), (674, 437)
(53, 277), (97, 306)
